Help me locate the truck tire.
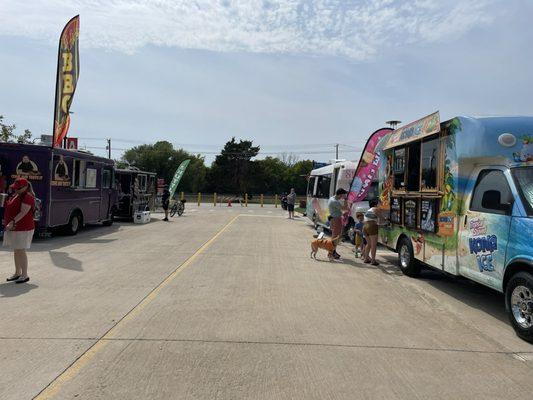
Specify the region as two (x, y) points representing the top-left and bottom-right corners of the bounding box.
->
(397, 237), (421, 277)
(506, 272), (533, 343)
(65, 212), (82, 235)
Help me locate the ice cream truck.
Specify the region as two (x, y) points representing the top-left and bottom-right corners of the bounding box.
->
(375, 112), (533, 342)
(0, 142), (117, 236)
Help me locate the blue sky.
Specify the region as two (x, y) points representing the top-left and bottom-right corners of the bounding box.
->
(1, 0), (532, 164)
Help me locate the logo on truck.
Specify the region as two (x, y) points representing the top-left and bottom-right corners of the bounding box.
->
(469, 234), (498, 272)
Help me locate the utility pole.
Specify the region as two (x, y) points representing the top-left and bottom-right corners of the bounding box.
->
(106, 138), (111, 159)
(335, 143), (339, 160)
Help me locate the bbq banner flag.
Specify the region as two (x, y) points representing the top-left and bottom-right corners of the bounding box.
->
(53, 15), (80, 148)
(168, 159), (191, 199)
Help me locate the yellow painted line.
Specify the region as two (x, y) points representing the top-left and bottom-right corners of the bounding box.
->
(35, 215), (240, 400)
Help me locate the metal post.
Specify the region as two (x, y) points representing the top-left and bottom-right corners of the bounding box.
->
(275, 194), (278, 208)
(245, 193), (248, 207)
(260, 194), (264, 207)
(107, 138), (111, 159)
(214, 192), (217, 207)
(197, 192), (201, 207)
(335, 143), (339, 159)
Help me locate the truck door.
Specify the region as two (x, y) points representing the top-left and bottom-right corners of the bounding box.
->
(100, 167), (114, 220)
(458, 168), (513, 289)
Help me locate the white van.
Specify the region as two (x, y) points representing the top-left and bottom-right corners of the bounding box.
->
(306, 161), (358, 233)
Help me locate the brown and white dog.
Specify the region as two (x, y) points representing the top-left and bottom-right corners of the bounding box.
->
(310, 235), (342, 260)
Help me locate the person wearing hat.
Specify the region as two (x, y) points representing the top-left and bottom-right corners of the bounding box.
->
(2, 177), (36, 283)
(327, 188), (348, 259)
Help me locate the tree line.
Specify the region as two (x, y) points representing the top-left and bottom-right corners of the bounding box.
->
(121, 138), (314, 195)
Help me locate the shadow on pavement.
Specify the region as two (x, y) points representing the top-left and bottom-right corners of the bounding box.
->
(0, 282), (38, 297)
(49, 251), (83, 271)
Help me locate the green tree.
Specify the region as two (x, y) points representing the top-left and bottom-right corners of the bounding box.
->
(207, 138), (260, 194)
(0, 115), (33, 143)
(286, 160), (314, 195)
(121, 141), (207, 192)
(251, 156), (287, 194)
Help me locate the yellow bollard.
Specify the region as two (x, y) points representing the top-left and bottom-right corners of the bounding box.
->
(197, 192), (201, 207)
(275, 194), (278, 208)
(260, 194), (264, 207)
(245, 193), (248, 207)
(214, 192), (217, 207)
(180, 191), (184, 201)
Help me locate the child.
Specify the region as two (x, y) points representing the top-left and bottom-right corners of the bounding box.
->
(354, 212), (366, 259)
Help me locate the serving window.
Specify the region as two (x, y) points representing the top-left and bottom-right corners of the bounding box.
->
(393, 148), (406, 190)
(421, 137), (439, 191)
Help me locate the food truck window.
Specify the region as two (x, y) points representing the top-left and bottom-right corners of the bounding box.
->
(316, 175), (331, 198)
(471, 169), (513, 215)
(393, 148), (406, 189)
(307, 177), (317, 196)
(72, 160), (87, 188)
(86, 167), (97, 188)
(421, 138), (439, 190)
(138, 174), (147, 192)
(102, 169), (112, 188)
(406, 142), (421, 191)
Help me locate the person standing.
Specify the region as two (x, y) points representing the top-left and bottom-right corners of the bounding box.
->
(328, 188), (348, 259)
(362, 199), (382, 266)
(2, 178), (35, 284)
(286, 188), (296, 219)
(161, 186), (170, 222)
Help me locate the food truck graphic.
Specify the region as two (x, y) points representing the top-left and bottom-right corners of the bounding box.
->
(0, 143), (117, 236)
(372, 112), (533, 342)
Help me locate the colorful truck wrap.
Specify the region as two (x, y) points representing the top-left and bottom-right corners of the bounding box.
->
(373, 114), (533, 342)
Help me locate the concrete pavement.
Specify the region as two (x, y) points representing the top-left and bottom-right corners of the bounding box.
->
(0, 205), (531, 399)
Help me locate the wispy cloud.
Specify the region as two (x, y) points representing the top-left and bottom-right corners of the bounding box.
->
(1, 0), (496, 60)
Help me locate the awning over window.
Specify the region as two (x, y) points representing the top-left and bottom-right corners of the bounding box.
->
(384, 111), (441, 150)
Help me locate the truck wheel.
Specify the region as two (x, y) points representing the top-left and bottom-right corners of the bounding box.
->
(65, 212), (82, 235)
(397, 237), (421, 277)
(506, 272), (533, 343)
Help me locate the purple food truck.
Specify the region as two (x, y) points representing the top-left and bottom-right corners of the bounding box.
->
(0, 142), (117, 236)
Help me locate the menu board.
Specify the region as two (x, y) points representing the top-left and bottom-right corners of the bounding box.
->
(390, 197), (402, 224)
(420, 199), (437, 232)
(404, 199), (418, 228)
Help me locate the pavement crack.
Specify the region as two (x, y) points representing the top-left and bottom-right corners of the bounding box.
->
(96, 336), (531, 357)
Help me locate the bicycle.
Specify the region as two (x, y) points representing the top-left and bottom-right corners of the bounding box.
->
(170, 199), (186, 217)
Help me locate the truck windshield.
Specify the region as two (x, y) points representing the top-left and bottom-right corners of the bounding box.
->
(512, 167), (533, 216)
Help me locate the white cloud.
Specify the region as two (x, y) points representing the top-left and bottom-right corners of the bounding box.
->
(0, 0), (496, 60)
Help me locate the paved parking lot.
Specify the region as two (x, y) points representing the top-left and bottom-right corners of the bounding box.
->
(1, 205), (532, 400)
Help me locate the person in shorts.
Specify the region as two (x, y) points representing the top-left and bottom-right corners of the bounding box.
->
(362, 199), (382, 265)
(328, 188), (348, 259)
(3, 178), (35, 284)
(286, 188), (296, 219)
